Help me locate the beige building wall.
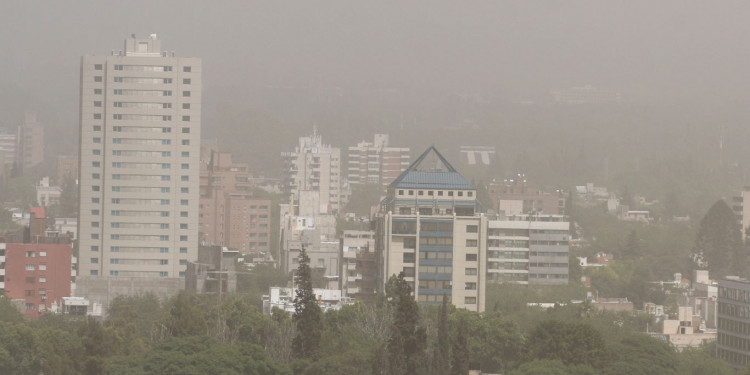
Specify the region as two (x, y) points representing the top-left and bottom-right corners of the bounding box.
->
(78, 35), (200, 288)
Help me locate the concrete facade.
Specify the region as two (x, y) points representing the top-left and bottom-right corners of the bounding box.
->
(199, 144), (270, 253)
(377, 146), (486, 312)
(487, 215), (570, 285)
(77, 35), (200, 298)
(347, 134), (410, 187)
(281, 130), (343, 214)
(717, 277), (750, 368)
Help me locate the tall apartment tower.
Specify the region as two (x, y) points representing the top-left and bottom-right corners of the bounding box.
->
(347, 134), (410, 187)
(199, 143), (271, 254)
(377, 147), (486, 312)
(77, 35), (200, 287)
(281, 130), (343, 214)
(733, 188), (750, 243)
(17, 112), (45, 171)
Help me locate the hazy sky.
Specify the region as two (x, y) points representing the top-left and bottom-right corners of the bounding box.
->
(2, 1), (750, 135)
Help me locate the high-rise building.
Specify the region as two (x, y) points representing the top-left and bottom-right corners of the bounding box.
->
(717, 277), (750, 368)
(487, 215), (569, 285)
(17, 112), (45, 171)
(376, 146), (486, 312)
(55, 155), (78, 185)
(199, 144), (271, 253)
(0, 129), (17, 177)
(77, 35), (200, 299)
(733, 188), (750, 243)
(347, 134), (410, 187)
(281, 130), (343, 214)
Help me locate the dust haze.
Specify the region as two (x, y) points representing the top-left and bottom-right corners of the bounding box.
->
(2, 1), (749, 215)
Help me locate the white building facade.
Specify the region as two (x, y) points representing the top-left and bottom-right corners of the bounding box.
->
(77, 34), (200, 282)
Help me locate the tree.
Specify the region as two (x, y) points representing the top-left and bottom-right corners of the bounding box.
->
(604, 334), (679, 375)
(292, 245), (323, 359)
(524, 320), (608, 369)
(385, 273), (427, 375)
(691, 199), (745, 276)
(450, 316), (469, 375)
(622, 230), (641, 258)
(432, 295), (450, 375)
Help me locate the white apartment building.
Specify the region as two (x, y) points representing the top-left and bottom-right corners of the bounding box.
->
(377, 147), (486, 312)
(487, 215), (570, 285)
(77, 35), (200, 289)
(281, 130), (343, 214)
(347, 134), (410, 187)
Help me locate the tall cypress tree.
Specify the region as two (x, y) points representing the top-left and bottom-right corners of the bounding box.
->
(432, 295), (450, 375)
(451, 316), (469, 375)
(292, 245), (323, 359)
(386, 272), (427, 375)
(692, 199), (745, 276)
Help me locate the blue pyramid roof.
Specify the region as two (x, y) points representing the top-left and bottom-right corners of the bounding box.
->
(389, 146), (475, 190)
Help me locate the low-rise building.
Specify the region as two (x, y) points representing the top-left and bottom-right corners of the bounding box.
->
(185, 245), (238, 296)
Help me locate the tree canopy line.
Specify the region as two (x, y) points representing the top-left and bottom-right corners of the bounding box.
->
(0, 242), (745, 375)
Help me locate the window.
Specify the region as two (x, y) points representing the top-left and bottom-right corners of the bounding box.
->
(94, 64), (102, 70)
(93, 161), (100, 167)
(25, 251), (35, 258)
(181, 151), (189, 157)
(180, 247), (187, 253)
(179, 259), (187, 265)
(181, 187), (189, 193)
(180, 212), (188, 217)
(182, 91), (191, 97)
(91, 258), (99, 264)
(110, 271), (119, 276)
(403, 267), (415, 277)
(183, 66), (191, 72)
(180, 235), (188, 241)
(160, 259), (169, 265)
(110, 259), (119, 264)
(94, 76), (102, 82)
(94, 89), (102, 94)
(93, 125), (101, 131)
(466, 225), (478, 233)
(39, 277), (46, 283)
(94, 101), (102, 107)
(93, 149), (101, 155)
(39, 265), (46, 271)
(180, 199), (188, 205)
(418, 190), (424, 196)
(93, 113), (101, 119)
(90, 270), (98, 276)
(465, 297), (477, 304)
(159, 272), (168, 277)
(160, 235), (169, 241)
(91, 209), (99, 215)
(160, 248), (169, 253)
(39, 251), (46, 257)
(458, 192), (463, 197)
(91, 234), (99, 240)
(181, 176), (189, 181)
(181, 140), (190, 145)
(466, 254), (477, 261)
(466, 239), (478, 247)
(183, 78), (191, 84)
(182, 116), (190, 121)
(403, 252), (415, 263)
(181, 127), (190, 133)
(180, 224), (188, 229)
(25, 264), (35, 271)
(182, 103), (190, 109)
(465, 268), (477, 275)
(90, 246), (99, 251)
